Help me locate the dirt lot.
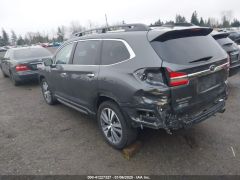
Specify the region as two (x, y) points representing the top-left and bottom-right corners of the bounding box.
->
(0, 69), (239, 175)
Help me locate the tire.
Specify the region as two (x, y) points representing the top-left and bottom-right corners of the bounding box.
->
(10, 72), (20, 86)
(41, 78), (57, 105)
(97, 101), (138, 149)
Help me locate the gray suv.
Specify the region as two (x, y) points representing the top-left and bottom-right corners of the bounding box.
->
(39, 24), (229, 149)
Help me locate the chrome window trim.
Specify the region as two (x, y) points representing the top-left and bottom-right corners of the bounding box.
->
(72, 38), (136, 67)
(53, 41), (75, 64)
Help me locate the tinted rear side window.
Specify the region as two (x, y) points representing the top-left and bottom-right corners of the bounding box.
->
(101, 40), (130, 65)
(151, 35), (225, 65)
(73, 40), (101, 65)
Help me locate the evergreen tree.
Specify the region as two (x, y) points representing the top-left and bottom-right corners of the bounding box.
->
(191, 11), (200, 25)
(199, 17), (205, 26)
(11, 30), (17, 45)
(175, 14), (187, 23)
(165, 20), (175, 25)
(24, 36), (30, 45)
(222, 15), (230, 28)
(152, 19), (163, 26)
(17, 35), (25, 45)
(231, 19), (240, 27)
(2, 29), (9, 46)
(0, 36), (4, 46)
(206, 18), (211, 27)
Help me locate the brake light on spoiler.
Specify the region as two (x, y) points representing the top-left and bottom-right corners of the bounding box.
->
(167, 68), (189, 87)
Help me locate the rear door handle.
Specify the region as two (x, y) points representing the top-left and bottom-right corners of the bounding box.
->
(60, 72), (68, 78)
(86, 73), (95, 78)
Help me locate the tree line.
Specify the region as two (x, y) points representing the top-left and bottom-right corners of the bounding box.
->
(1, 11), (240, 47)
(0, 25), (70, 47)
(151, 11), (240, 28)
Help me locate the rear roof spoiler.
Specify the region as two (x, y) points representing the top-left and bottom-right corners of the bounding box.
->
(211, 32), (230, 40)
(148, 27), (213, 42)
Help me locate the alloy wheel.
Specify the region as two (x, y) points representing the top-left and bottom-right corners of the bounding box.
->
(100, 108), (123, 144)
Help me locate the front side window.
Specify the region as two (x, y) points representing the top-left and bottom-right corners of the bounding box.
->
(101, 40), (130, 65)
(73, 40), (101, 65)
(55, 43), (74, 64)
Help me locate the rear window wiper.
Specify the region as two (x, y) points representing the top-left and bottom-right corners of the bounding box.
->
(189, 56), (213, 63)
(223, 43), (233, 46)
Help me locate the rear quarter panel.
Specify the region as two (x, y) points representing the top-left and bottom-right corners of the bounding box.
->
(98, 33), (163, 104)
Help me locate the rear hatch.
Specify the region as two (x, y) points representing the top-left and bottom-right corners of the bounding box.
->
(149, 28), (229, 115)
(213, 33), (240, 65)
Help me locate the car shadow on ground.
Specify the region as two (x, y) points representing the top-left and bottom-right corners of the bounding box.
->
(139, 127), (200, 148)
(41, 88), (212, 157)
(15, 80), (40, 88)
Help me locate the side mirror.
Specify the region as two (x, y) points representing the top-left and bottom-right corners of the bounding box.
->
(43, 58), (53, 66)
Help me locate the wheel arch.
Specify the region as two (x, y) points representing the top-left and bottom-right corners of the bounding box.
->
(95, 94), (133, 127)
(39, 75), (45, 83)
(96, 95), (120, 110)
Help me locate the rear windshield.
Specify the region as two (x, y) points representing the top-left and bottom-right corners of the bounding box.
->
(13, 48), (52, 60)
(216, 37), (234, 46)
(229, 32), (240, 39)
(151, 35), (225, 64)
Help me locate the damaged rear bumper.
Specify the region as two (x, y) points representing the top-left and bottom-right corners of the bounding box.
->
(122, 97), (226, 133)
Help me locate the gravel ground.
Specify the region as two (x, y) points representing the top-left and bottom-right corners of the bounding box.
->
(0, 69), (239, 175)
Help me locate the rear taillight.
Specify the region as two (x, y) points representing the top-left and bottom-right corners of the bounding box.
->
(167, 68), (189, 87)
(15, 65), (30, 72)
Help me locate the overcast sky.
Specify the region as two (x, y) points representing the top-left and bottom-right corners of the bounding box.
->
(1, 0), (240, 37)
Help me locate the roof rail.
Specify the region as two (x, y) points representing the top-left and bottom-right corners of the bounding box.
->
(74, 23), (150, 37)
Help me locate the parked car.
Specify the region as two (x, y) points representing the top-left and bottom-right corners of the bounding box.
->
(53, 42), (61, 47)
(40, 43), (49, 48)
(0, 46), (52, 85)
(0, 47), (7, 52)
(212, 31), (240, 76)
(39, 24), (229, 149)
(47, 42), (61, 47)
(228, 31), (240, 44)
